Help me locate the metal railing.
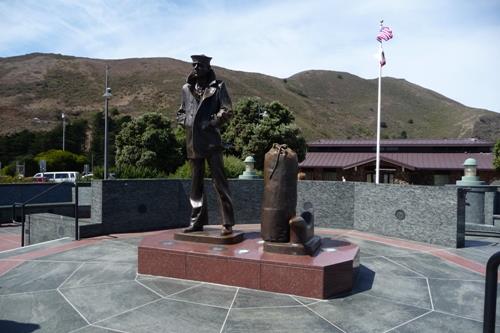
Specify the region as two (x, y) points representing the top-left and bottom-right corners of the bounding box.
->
(483, 250), (500, 333)
(12, 182), (80, 246)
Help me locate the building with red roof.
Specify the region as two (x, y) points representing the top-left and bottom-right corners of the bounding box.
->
(299, 138), (498, 185)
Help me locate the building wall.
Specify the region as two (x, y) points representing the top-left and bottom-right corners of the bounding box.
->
(302, 167), (498, 186)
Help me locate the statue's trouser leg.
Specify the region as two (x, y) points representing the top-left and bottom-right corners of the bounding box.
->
(189, 158), (208, 226)
(207, 152), (235, 227)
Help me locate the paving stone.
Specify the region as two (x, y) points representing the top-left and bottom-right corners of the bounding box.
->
(292, 296), (322, 305)
(70, 324), (119, 332)
(223, 306), (341, 333)
(168, 283), (237, 309)
(60, 262), (137, 288)
(309, 293), (428, 333)
(392, 311), (483, 333)
(97, 298), (227, 333)
(0, 238), (72, 260)
(335, 236), (420, 258)
(60, 281), (160, 323)
(353, 269), (432, 309)
(39, 240), (138, 263)
(360, 256), (424, 277)
(137, 276), (201, 297)
(0, 261), (80, 295)
(428, 279), (500, 322)
(388, 253), (484, 280)
(232, 288), (302, 308)
(0, 290), (87, 333)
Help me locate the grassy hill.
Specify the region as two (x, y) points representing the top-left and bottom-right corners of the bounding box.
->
(0, 53), (498, 141)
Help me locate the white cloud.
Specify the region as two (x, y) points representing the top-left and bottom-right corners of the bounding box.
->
(0, 0), (498, 112)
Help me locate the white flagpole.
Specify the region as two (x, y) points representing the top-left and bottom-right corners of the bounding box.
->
(375, 21), (383, 185)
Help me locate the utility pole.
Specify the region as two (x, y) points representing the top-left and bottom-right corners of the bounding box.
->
(103, 65), (112, 180)
(62, 112), (66, 151)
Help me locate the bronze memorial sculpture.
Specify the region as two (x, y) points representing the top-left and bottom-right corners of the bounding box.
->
(137, 56), (358, 298)
(261, 144), (321, 255)
(176, 55), (235, 237)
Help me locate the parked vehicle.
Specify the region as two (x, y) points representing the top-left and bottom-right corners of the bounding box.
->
(81, 173), (93, 181)
(32, 173), (49, 183)
(33, 171), (80, 183)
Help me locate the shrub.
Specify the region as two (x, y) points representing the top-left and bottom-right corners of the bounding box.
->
(115, 165), (167, 179)
(34, 150), (87, 172)
(169, 155), (245, 179)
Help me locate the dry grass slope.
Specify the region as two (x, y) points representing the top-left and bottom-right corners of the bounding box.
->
(0, 53), (498, 141)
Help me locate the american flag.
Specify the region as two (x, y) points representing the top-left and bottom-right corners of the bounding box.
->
(377, 26), (393, 42)
(379, 50), (386, 67)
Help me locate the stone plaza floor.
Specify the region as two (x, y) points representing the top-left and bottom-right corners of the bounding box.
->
(0, 224), (499, 333)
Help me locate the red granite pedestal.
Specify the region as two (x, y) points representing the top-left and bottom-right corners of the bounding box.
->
(138, 227), (360, 299)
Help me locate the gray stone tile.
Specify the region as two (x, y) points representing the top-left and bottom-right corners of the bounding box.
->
(446, 247), (493, 265)
(428, 279), (500, 322)
(109, 237), (143, 246)
(169, 284), (237, 309)
(98, 298), (227, 333)
(223, 306), (341, 333)
(0, 290), (87, 333)
(71, 325), (119, 333)
(39, 241), (137, 263)
(392, 311), (483, 333)
(293, 296), (322, 305)
(0, 261), (80, 295)
(335, 236), (420, 258)
(61, 262), (137, 288)
(60, 281), (160, 323)
(309, 293), (428, 333)
(353, 270), (431, 309)
(388, 253), (484, 279)
(137, 276), (201, 297)
(0, 238), (72, 260)
(360, 256), (423, 277)
(232, 288), (301, 308)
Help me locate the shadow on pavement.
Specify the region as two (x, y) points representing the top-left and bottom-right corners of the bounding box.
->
(0, 320), (40, 333)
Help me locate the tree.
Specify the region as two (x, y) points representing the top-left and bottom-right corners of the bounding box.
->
(89, 109), (130, 168)
(34, 150), (87, 172)
(115, 112), (183, 174)
(222, 97), (307, 169)
(494, 139), (500, 171)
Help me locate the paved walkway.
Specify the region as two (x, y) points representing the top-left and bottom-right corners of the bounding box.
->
(0, 226), (499, 333)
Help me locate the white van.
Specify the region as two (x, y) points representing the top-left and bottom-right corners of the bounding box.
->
(33, 171), (80, 183)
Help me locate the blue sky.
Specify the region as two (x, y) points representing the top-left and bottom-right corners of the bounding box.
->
(1, 0), (499, 112)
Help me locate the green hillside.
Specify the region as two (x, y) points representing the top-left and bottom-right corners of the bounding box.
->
(0, 53), (498, 141)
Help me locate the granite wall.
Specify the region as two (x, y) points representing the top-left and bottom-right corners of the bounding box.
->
(91, 179), (463, 247)
(353, 183), (461, 247)
(91, 180), (191, 234)
(0, 183), (73, 206)
(25, 213), (76, 245)
(297, 181), (355, 229)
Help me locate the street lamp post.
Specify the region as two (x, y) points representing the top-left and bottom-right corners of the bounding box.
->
(103, 66), (112, 180)
(62, 113), (66, 151)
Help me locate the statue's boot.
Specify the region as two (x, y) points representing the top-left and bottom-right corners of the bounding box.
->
(184, 200), (207, 233)
(220, 225), (232, 236)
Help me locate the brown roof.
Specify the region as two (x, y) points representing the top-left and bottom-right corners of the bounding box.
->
(299, 152), (495, 171)
(308, 138), (494, 147)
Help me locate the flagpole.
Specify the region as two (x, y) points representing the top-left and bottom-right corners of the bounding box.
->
(375, 24), (383, 184)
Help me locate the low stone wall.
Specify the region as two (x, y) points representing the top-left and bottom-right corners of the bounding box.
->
(25, 213), (76, 245)
(297, 181), (355, 229)
(91, 180), (190, 234)
(91, 179), (463, 247)
(0, 183), (73, 206)
(353, 183), (461, 247)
